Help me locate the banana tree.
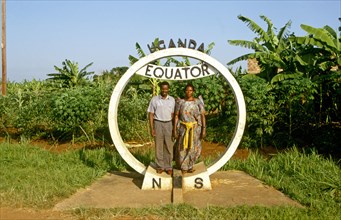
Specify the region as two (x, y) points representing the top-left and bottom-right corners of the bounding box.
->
(227, 15), (297, 83)
(291, 25), (341, 125)
(292, 25), (340, 75)
(47, 59), (94, 88)
(129, 39), (161, 96)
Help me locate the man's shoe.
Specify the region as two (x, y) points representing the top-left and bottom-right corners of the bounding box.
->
(156, 168), (164, 174)
(166, 170), (173, 175)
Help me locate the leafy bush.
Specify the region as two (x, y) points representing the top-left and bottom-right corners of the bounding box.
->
(271, 77), (317, 148)
(117, 87), (150, 142)
(51, 87), (102, 135)
(1, 81), (55, 139)
(1, 81), (113, 142)
(170, 75), (228, 114)
(238, 75), (277, 148)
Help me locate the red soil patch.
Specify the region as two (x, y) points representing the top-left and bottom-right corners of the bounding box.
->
(201, 141), (251, 160)
(0, 207), (75, 220)
(0, 137), (255, 159)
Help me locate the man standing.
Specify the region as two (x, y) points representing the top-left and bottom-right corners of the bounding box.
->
(147, 81), (175, 175)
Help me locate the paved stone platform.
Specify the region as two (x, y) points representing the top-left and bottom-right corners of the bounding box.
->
(53, 170), (302, 210)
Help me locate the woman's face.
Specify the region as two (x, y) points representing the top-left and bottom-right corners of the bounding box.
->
(185, 86), (194, 98)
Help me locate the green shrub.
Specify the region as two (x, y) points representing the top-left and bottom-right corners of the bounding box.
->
(272, 77), (317, 148)
(238, 75), (277, 148)
(117, 87), (150, 142)
(50, 86), (108, 139)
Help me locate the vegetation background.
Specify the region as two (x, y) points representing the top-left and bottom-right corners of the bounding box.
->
(0, 15), (340, 219)
(1, 15), (339, 158)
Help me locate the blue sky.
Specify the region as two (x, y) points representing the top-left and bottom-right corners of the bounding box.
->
(2, 0), (340, 82)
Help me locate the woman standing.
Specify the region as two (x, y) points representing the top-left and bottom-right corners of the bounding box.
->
(173, 83), (206, 173)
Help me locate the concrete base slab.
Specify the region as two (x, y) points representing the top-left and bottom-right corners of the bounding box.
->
(53, 170), (302, 211)
(183, 170), (303, 208)
(53, 171), (171, 210)
(172, 169), (183, 204)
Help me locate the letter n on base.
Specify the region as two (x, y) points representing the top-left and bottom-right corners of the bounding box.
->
(141, 165), (173, 190)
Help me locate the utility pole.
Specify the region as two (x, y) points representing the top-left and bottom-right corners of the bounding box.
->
(1, 0), (6, 96)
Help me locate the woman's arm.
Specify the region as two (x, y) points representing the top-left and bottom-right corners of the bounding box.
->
(201, 112), (206, 139)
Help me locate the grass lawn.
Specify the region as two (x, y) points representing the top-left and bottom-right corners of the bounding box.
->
(0, 142), (340, 219)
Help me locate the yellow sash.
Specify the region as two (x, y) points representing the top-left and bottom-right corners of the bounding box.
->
(180, 121), (197, 149)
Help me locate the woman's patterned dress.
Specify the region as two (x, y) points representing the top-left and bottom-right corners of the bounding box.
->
(175, 98), (205, 171)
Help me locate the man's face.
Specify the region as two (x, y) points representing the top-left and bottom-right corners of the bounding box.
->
(160, 85), (169, 97)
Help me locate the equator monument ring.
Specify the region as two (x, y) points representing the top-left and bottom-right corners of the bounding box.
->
(108, 45), (246, 191)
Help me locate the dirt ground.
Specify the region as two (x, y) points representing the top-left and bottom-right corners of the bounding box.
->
(0, 207), (76, 220)
(0, 139), (278, 219)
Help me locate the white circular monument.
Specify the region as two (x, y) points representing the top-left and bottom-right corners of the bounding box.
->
(108, 47), (246, 179)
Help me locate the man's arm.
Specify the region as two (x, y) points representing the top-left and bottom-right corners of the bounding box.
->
(173, 112), (179, 139)
(149, 112), (155, 137)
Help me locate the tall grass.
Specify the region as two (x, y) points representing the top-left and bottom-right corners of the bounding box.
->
(222, 147), (341, 217)
(0, 143), (127, 208)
